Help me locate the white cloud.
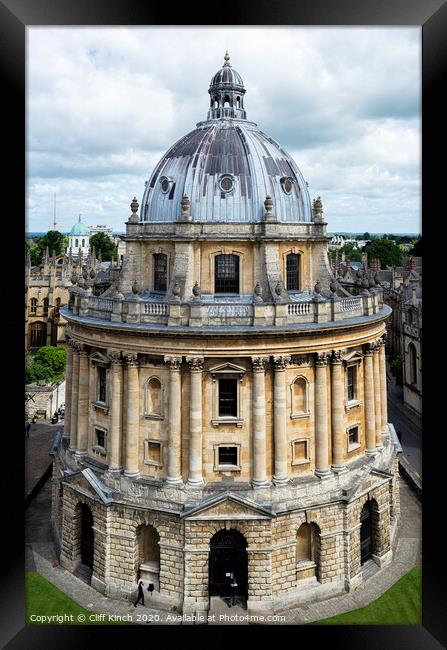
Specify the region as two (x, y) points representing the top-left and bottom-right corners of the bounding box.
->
(26, 26), (420, 233)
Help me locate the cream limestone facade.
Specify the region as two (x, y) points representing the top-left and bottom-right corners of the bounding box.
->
(51, 54), (400, 616)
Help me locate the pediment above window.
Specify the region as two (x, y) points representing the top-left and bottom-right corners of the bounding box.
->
(209, 362), (246, 379)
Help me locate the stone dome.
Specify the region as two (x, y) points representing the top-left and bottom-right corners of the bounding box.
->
(140, 54), (312, 224)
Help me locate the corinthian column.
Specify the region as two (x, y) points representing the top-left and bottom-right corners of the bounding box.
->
(378, 337), (389, 438)
(186, 357), (204, 487)
(373, 341), (383, 451)
(273, 355), (291, 486)
(363, 344), (377, 456)
(69, 342), (80, 452)
(251, 357), (269, 488)
(108, 351), (123, 473)
(164, 356), (183, 485)
(64, 339), (73, 439)
(330, 350), (346, 472)
(124, 352), (140, 477)
(75, 345), (89, 457)
(314, 352), (330, 478)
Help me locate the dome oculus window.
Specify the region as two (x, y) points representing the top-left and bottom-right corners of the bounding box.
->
(219, 175), (235, 193)
(160, 176), (173, 194)
(281, 177), (294, 194)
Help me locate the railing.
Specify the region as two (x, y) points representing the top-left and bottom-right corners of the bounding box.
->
(340, 297), (363, 312)
(90, 297), (113, 312)
(142, 302), (168, 316)
(288, 303), (313, 316)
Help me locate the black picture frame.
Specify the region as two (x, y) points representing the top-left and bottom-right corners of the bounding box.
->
(3, 0), (445, 646)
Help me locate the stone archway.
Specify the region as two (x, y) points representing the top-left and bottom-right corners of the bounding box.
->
(209, 529), (248, 600)
(135, 524), (160, 591)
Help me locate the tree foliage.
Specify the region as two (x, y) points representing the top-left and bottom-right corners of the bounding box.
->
(28, 231), (66, 265)
(363, 239), (403, 269)
(409, 237), (422, 256)
(89, 232), (117, 261)
(25, 346), (66, 385)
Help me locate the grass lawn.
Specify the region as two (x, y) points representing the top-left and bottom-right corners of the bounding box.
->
(311, 565), (421, 625)
(26, 572), (132, 625)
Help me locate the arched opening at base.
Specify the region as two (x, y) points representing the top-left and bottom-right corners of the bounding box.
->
(136, 524), (160, 592)
(209, 529), (248, 601)
(360, 502), (373, 564)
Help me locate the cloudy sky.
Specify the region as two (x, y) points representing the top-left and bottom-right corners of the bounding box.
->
(26, 27), (421, 234)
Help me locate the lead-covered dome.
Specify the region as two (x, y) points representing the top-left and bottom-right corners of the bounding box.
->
(140, 54), (312, 224)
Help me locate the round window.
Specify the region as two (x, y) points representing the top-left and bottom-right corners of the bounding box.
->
(283, 178), (293, 194)
(219, 176), (234, 192)
(160, 178), (170, 193)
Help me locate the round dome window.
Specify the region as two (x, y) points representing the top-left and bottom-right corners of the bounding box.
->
(281, 177), (293, 194)
(160, 177), (171, 193)
(219, 175), (235, 193)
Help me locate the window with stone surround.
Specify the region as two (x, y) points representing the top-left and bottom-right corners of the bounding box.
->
(30, 297), (37, 314)
(214, 444), (241, 471)
(210, 363), (245, 427)
(93, 427), (107, 456)
(144, 377), (164, 419)
(291, 438), (310, 465)
(214, 254), (239, 294)
(144, 440), (163, 467)
(286, 253), (300, 291)
(290, 376), (310, 419)
(218, 378), (237, 417)
(98, 366), (107, 403)
(153, 253), (167, 293)
(347, 424), (360, 451)
(345, 361), (360, 408)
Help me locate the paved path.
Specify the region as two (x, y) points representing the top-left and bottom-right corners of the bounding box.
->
(25, 421), (61, 500)
(25, 477), (420, 625)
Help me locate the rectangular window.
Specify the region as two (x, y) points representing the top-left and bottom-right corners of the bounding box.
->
(218, 378), (238, 417)
(95, 428), (106, 449)
(348, 426), (359, 449)
(347, 365), (356, 402)
(286, 253), (299, 291)
(98, 367), (107, 403)
(145, 440), (162, 466)
(153, 253), (167, 292)
(215, 254), (239, 294)
(218, 446), (238, 466)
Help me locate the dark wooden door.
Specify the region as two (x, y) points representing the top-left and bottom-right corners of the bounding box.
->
(81, 505), (94, 569)
(209, 530), (248, 598)
(360, 503), (372, 564)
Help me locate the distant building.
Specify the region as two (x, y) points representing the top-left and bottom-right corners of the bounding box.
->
(68, 216), (90, 261)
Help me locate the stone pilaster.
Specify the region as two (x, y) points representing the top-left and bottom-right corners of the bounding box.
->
(108, 351), (123, 473)
(314, 352), (331, 477)
(330, 350), (346, 472)
(75, 345), (89, 457)
(373, 341), (383, 451)
(69, 342), (80, 452)
(124, 353), (140, 478)
(272, 355), (291, 486)
(363, 344), (377, 456)
(164, 356), (183, 485)
(64, 339), (73, 439)
(378, 337), (389, 437)
(186, 357), (204, 487)
(251, 357), (269, 488)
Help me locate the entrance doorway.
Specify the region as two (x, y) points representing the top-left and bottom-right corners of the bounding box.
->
(209, 529), (248, 600)
(360, 502), (372, 564)
(80, 504), (94, 569)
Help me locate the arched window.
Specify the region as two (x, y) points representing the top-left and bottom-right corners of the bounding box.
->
(82, 239), (85, 247)
(236, 96), (241, 108)
(29, 322), (46, 348)
(286, 253), (300, 291)
(30, 298), (37, 314)
(296, 523), (321, 581)
(408, 343), (417, 385)
(153, 253), (167, 293)
(215, 254), (239, 294)
(75, 239), (79, 248)
(42, 297), (49, 316)
(145, 377), (163, 418)
(291, 376), (308, 417)
(223, 95), (230, 107)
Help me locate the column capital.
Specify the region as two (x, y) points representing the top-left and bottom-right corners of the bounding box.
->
(315, 351), (329, 367)
(77, 343), (88, 356)
(272, 355), (291, 371)
(186, 356), (204, 372)
(362, 342), (374, 356)
(164, 355), (183, 371)
(330, 349), (343, 365)
(107, 350), (123, 365)
(123, 352), (139, 366)
(251, 356), (268, 372)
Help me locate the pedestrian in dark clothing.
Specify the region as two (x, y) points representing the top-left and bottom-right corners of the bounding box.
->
(134, 581), (144, 607)
(25, 422), (31, 438)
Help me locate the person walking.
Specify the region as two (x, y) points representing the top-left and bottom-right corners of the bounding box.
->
(134, 580), (145, 607)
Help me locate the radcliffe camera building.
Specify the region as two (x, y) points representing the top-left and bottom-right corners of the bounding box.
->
(52, 54), (400, 615)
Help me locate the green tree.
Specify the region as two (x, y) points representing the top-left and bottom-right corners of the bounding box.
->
(340, 242), (362, 262)
(34, 346), (67, 376)
(90, 232), (117, 261)
(363, 239), (403, 269)
(29, 230), (66, 265)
